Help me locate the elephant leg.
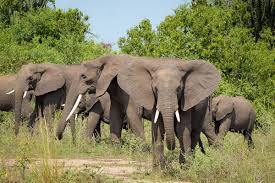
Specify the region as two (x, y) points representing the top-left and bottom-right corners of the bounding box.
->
(27, 99), (41, 135)
(202, 122), (217, 146)
(177, 111), (192, 164)
(152, 115), (165, 169)
(217, 117), (231, 145)
(93, 122), (101, 141)
(109, 100), (123, 144)
(191, 129), (201, 153)
(244, 112), (255, 149)
(42, 104), (55, 132)
(245, 131), (254, 149)
(126, 100), (145, 140)
(28, 102), (39, 128)
(68, 116), (76, 145)
(86, 111), (101, 142)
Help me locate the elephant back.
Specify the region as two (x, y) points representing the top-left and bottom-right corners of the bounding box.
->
(233, 96), (254, 124)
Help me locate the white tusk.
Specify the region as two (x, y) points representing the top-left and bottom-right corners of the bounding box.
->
(154, 109), (160, 123)
(23, 91), (27, 99)
(6, 89), (15, 94)
(61, 104), (65, 107)
(66, 94), (82, 121)
(74, 114), (78, 121)
(175, 110), (180, 123)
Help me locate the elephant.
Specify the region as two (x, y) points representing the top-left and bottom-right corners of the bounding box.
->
(0, 75), (33, 119)
(207, 95), (256, 148)
(56, 54), (220, 166)
(116, 57), (220, 166)
(14, 63), (82, 135)
(56, 54), (145, 143)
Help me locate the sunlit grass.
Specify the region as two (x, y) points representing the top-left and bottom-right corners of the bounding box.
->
(0, 111), (274, 182)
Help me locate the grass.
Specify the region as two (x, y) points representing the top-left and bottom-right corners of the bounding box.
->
(0, 111), (274, 182)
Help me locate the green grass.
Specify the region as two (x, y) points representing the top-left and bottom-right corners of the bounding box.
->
(0, 111), (274, 182)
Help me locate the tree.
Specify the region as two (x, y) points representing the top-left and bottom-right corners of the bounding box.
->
(0, 0), (55, 24)
(118, 4), (275, 127)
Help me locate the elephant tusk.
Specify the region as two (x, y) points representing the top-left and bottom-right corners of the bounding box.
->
(175, 110), (180, 123)
(66, 94), (82, 121)
(61, 104), (65, 107)
(74, 114), (78, 121)
(23, 91), (27, 99)
(6, 89), (15, 94)
(154, 109), (160, 123)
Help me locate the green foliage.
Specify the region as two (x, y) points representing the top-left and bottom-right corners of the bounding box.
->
(0, 3), (110, 74)
(118, 3), (275, 128)
(0, 0), (55, 24)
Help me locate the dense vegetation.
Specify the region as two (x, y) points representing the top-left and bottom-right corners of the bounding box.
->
(118, 0), (275, 130)
(0, 0), (110, 74)
(0, 0), (274, 182)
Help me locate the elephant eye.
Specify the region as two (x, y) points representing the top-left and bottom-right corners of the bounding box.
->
(81, 74), (87, 80)
(27, 76), (33, 81)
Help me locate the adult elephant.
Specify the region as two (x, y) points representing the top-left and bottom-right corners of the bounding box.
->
(209, 95), (256, 148)
(117, 58), (220, 165)
(14, 63), (81, 135)
(56, 54), (146, 142)
(0, 75), (33, 119)
(56, 54), (220, 166)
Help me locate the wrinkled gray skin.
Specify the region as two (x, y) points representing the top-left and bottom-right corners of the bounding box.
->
(209, 95), (256, 148)
(56, 54), (220, 167)
(0, 75), (33, 119)
(14, 63), (81, 135)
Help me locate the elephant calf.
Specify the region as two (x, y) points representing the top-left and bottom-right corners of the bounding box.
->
(210, 95), (256, 148)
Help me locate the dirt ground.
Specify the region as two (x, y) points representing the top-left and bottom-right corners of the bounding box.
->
(4, 157), (189, 182)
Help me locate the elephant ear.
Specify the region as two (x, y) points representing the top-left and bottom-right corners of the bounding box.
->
(215, 96), (233, 121)
(34, 65), (65, 96)
(84, 55), (133, 98)
(117, 61), (155, 110)
(179, 60), (221, 111)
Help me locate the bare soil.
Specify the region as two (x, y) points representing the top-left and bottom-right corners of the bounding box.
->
(3, 157), (192, 182)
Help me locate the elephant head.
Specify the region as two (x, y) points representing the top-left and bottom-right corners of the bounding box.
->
(117, 59), (221, 150)
(212, 96), (234, 121)
(56, 54), (132, 139)
(14, 63), (65, 135)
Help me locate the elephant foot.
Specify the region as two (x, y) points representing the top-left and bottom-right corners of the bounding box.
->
(152, 151), (165, 169)
(110, 134), (121, 147)
(152, 158), (165, 170)
(179, 151), (193, 166)
(248, 141), (255, 150)
(142, 144), (151, 153)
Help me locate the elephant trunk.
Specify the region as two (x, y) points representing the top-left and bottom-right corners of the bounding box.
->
(162, 110), (176, 150)
(56, 83), (80, 140)
(158, 92), (177, 151)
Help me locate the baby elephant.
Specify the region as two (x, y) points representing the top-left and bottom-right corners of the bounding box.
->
(212, 95), (256, 148)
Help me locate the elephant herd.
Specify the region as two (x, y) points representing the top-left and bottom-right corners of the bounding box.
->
(0, 54), (256, 167)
